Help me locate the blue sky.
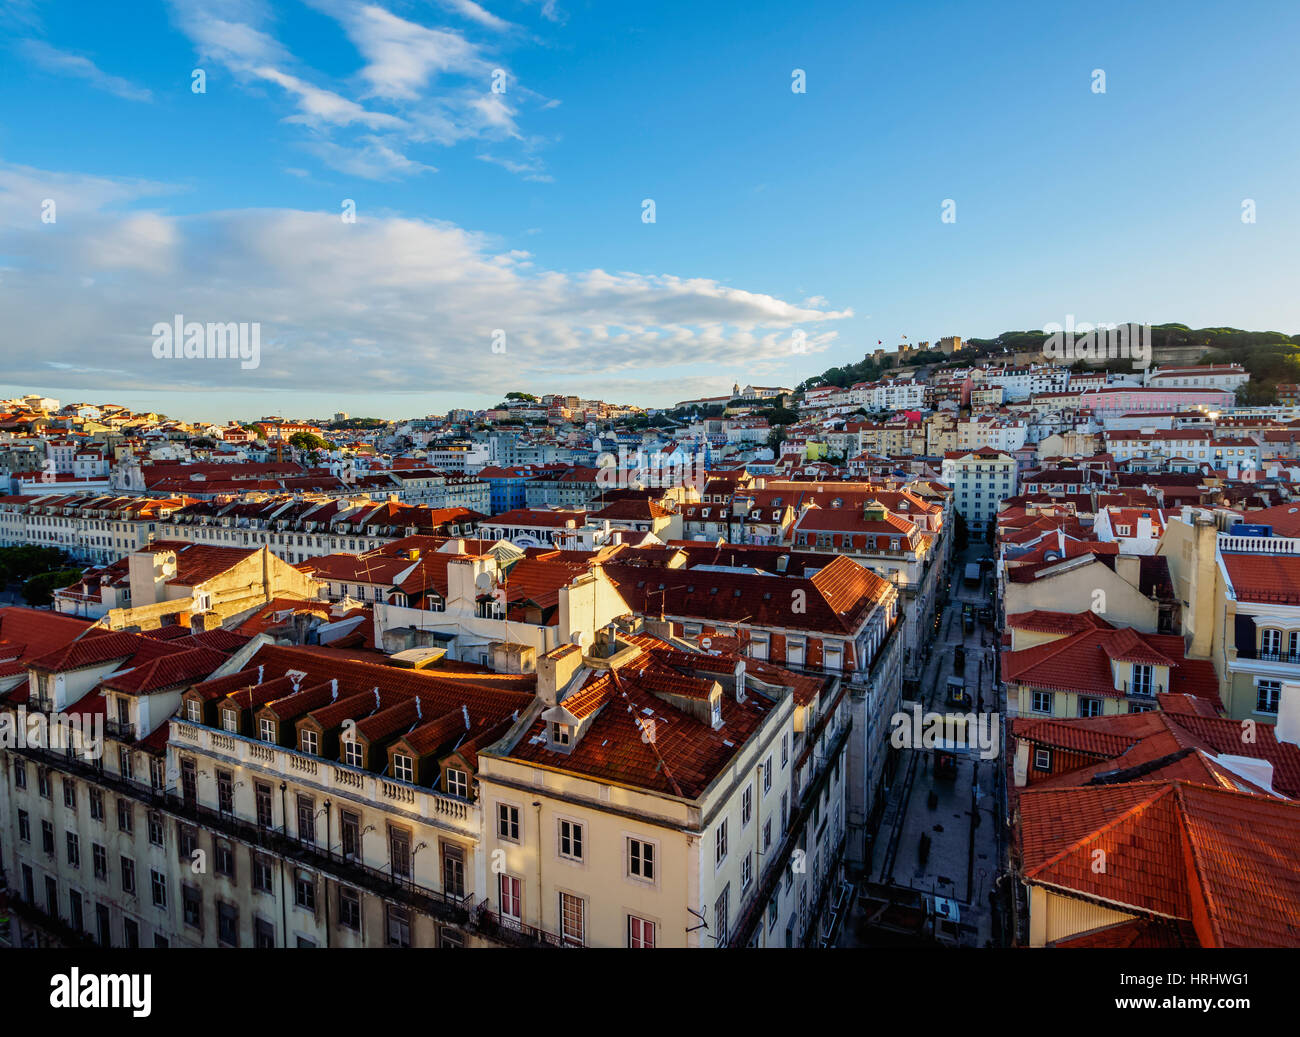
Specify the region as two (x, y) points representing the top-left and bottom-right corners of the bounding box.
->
(1, 0), (1297, 422)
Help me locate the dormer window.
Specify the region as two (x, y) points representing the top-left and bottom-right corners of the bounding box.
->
(185, 700), (201, 723)
(221, 709), (238, 733)
(550, 722), (572, 748)
(445, 768), (469, 798)
(258, 718), (276, 743)
(392, 754), (414, 783)
(300, 730), (318, 756)
(343, 740), (364, 768)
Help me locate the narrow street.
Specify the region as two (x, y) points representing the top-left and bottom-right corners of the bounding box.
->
(843, 544), (1004, 947)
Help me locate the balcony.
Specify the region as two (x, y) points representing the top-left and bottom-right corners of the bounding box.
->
(8, 735), (481, 932)
(103, 718), (136, 742)
(1235, 648), (1300, 665)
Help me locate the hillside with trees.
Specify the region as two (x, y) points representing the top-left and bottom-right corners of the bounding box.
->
(796, 325), (1300, 400)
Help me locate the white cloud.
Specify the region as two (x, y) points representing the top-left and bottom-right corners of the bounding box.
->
(324, 3), (492, 101)
(20, 40), (153, 102)
(251, 66), (407, 129)
(165, 0), (554, 181)
(0, 164), (848, 398)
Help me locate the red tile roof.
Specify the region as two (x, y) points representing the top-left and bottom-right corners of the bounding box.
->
(1020, 781), (1300, 947)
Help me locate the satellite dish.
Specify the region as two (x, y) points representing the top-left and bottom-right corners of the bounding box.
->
(474, 572), (495, 592)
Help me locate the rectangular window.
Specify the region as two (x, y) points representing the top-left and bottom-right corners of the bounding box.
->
(445, 768), (468, 798)
(343, 741), (364, 767)
(121, 856), (136, 895)
(151, 869), (168, 909)
(253, 853), (274, 894)
(18, 809), (30, 843)
(628, 915), (656, 948)
(1030, 690), (1054, 714)
(386, 904), (411, 948)
(715, 819), (728, 867)
(66, 831), (80, 869)
(714, 885), (730, 948)
(1078, 697), (1103, 718)
(300, 730), (318, 755)
(1258, 680), (1282, 715)
(558, 819), (584, 862)
(186, 699), (201, 723)
(215, 841), (236, 880)
(62, 777), (76, 810)
(14, 760), (25, 790)
(763, 757), (773, 793)
(340, 809), (361, 860)
(93, 843), (107, 880)
(559, 892), (585, 946)
(497, 803), (520, 842)
(1033, 748), (1052, 771)
(183, 885), (202, 929)
(499, 874), (522, 922)
(339, 886), (361, 931)
(389, 826), (411, 880)
(741, 852), (752, 890)
(628, 837), (655, 882)
(442, 843), (466, 898)
(392, 753), (414, 783)
(219, 903), (241, 947)
(217, 769), (234, 814)
(297, 795), (316, 844)
(294, 870), (316, 912)
(148, 811), (164, 847)
(259, 717), (276, 742)
(118, 747), (134, 781)
(255, 782), (273, 829)
(742, 786), (753, 827)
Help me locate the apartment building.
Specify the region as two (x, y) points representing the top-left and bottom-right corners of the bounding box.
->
(476, 627), (852, 947)
(53, 541), (317, 630)
(1144, 364), (1249, 392)
(957, 416), (1027, 453)
(1001, 611), (1218, 719)
(940, 448), (1018, 535)
(161, 495), (483, 565)
(0, 493), (194, 565)
(0, 617), (248, 949)
(1163, 513), (1300, 723)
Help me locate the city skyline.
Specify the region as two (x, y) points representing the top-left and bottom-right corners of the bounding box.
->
(2, 0), (1298, 420)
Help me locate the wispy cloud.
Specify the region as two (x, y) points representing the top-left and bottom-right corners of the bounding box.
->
(20, 40), (153, 102)
(162, 0), (555, 181)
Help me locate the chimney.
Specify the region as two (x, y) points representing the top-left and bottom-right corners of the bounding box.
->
(537, 643), (582, 707)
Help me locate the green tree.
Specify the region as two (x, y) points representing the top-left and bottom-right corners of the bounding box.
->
(22, 568), (84, 607)
(289, 431), (331, 453)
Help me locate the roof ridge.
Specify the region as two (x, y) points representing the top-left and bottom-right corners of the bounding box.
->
(1023, 782), (1177, 881)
